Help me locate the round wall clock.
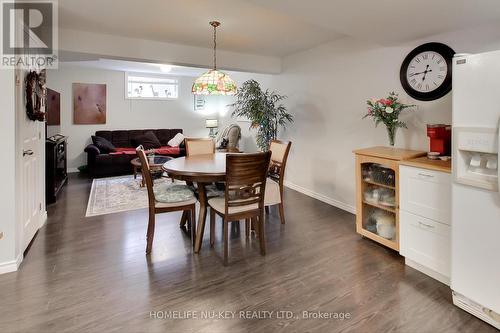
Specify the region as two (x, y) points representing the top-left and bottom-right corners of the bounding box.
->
(400, 42), (455, 101)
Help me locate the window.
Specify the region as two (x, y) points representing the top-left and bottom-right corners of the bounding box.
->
(125, 73), (179, 100)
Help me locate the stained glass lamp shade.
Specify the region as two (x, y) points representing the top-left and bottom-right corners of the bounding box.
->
(192, 69), (237, 95)
(192, 21), (237, 96)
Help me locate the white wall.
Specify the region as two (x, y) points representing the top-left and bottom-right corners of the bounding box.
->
(0, 69), (19, 273)
(47, 66), (274, 169)
(274, 24), (500, 213)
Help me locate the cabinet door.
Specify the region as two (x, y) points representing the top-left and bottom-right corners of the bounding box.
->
(400, 210), (451, 278)
(400, 166), (451, 224)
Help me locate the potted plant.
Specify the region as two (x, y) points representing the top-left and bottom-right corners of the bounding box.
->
(229, 80), (293, 151)
(363, 92), (416, 146)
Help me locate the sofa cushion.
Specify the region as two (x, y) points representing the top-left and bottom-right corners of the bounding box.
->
(128, 130), (145, 145)
(111, 130), (132, 147)
(154, 129), (171, 145)
(168, 133), (185, 147)
(95, 130), (113, 144)
(131, 131), (161, 149)
(91, 135), (116, 153)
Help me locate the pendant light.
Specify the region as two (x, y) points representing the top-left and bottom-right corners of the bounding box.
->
(192, 21), (237, 95)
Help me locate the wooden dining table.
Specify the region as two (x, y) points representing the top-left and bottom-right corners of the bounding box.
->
(162, 153), (227, 253)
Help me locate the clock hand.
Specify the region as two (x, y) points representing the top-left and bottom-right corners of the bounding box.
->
(422, 65), (431, 81)
(422, 70), (433, 81)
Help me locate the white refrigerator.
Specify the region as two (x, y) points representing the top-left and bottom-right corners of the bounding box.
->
(452, 50), (500, 329)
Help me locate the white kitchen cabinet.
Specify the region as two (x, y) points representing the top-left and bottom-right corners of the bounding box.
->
(399, 164), (451, 285)
(400, 210), (451, 281)
(400, 166), (451, 224)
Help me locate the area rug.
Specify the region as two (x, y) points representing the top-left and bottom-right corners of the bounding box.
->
(86, 175), (170, 217)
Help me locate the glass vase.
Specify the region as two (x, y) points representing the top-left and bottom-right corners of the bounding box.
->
(386, 126), (397, 147)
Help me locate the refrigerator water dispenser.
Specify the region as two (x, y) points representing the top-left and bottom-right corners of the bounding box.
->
(453, 127), (499, 191)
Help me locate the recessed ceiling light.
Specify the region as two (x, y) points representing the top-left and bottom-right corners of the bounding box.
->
(160, 65), (172, 73)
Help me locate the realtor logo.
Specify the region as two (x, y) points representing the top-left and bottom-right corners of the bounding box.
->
(1, 0), (58, 69)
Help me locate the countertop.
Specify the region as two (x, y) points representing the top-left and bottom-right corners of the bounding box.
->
(353, 146), (426, 161)
(399, 156), (452, 173)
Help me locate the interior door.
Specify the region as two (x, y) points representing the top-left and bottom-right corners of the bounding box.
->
(17, 70), (44, 252)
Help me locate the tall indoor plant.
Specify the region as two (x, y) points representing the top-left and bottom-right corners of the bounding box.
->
(363, 92), (416, 146)
(229, 80), (293, 151)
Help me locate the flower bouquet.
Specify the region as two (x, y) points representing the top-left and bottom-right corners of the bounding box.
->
(363, 92), (416, 146)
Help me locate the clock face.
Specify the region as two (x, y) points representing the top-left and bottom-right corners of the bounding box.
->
(406, 51), (447, 93)
(400, 43), (455, 101)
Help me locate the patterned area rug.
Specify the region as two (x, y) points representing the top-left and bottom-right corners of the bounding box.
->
(86, 175), (170, 217)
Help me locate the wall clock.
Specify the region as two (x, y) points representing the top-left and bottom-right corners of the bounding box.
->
(400, 42), (455, 101)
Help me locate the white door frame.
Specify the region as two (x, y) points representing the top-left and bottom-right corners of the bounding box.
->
(15, 68), (47, 256)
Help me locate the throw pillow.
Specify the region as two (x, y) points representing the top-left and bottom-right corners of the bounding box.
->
(168, 133), (185, 147)
(91, 135), (116, 153)
(132, 131), (161, 150)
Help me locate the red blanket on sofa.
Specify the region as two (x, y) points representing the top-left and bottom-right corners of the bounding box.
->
(109, 146), (180, 156)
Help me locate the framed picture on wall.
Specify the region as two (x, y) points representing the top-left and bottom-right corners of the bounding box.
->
(46, 88), (61, 125)
(194, 94), (206, 111)
(73, 83), (107, 124)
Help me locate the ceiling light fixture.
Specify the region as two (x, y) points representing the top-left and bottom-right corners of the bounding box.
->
(192, 21), (237, 96)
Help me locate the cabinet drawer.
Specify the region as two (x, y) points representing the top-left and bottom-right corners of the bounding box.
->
(400, 210), (450, 278)
(400, 165), (451, 224)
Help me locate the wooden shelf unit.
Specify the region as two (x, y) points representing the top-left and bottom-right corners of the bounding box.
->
(362, 179), (395, 190)
(362, 200), (396, 213)
(354, 147), (426, 251)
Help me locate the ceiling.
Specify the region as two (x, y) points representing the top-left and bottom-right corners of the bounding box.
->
(60, 58), (211, 77)
(58, 0), (500, 57)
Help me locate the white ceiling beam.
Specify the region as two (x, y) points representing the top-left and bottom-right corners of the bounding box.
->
(59, 28), (282, 74)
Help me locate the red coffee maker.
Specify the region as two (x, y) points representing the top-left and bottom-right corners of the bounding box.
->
(427, 124), (452, 156)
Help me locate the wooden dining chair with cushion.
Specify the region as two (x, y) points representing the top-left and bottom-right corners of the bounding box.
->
(185, 138), (215, 156)
(264, 140), (292, 224)
(181, 138), (223, 200)
(185, 137), (224, 196)
(136, 148), (197, 254)
(208, 152), (271, 265)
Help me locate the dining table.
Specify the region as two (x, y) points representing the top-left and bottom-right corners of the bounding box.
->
(162, 153), (227, 253)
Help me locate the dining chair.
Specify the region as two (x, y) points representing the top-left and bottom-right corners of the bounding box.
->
(186, 137), (226, 190)
(181, 138), (222, 228)
(208, 152), (271, 265)
(264, 140), (292, 224)
(136, 148), (197, 254)
(185, 138), (215, 156)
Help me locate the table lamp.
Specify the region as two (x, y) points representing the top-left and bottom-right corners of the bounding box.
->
(206, 119), (218, 138)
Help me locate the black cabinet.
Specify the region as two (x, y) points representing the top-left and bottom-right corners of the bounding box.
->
(46, 135), (68, 205)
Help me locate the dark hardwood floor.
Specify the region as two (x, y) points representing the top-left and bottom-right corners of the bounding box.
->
(0, 174), (495, 333)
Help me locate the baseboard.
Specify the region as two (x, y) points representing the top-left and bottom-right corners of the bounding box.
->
(284, 181), (356, 214)
(0, 253), (23, 275)
(453, 292), (500, 330)
(405, 258), (450, 286)
(67, 168), (79, 173)
(40, 210), (48, 227)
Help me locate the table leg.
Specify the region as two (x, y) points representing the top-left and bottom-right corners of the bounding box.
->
(194, 182), (208, 253)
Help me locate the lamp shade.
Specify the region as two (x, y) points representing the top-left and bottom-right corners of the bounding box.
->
(205, 119), (218, 128)
(192, 69), (237, 96)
